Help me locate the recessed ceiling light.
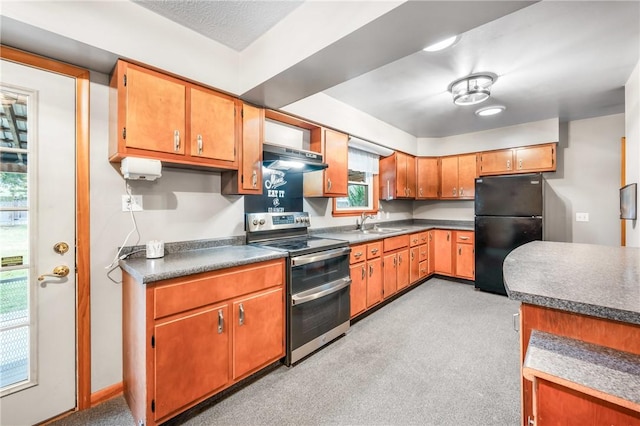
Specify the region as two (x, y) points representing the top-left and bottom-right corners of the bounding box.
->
(423, 35), (459, 52)
(475, 106), (506, 116)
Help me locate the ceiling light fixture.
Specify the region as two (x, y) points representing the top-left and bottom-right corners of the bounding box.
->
(423, 35), (459, 52)
(476, 105), (506, 116)
(448, 72), (497, 106)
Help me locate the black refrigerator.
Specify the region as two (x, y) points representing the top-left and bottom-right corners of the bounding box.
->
(474, 173), (543, 295)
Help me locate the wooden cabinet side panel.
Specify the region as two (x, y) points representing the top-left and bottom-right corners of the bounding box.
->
(366, 258), (383, 308)
(125, 66), (186, 155)
(427, 231), (435, 275)
(406, 154), (416, 198)
(232, 288), (285, 380)
(349, 264), (367, 318)
(520, 304), (640, 426)
(241, 104), (263, 192)
(122, 272), (149, 426)
(190, 87), (236, 162)
(154, 305), (230, 421)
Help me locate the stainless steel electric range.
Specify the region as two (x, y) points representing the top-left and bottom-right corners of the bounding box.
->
(246, 212), (351, 366)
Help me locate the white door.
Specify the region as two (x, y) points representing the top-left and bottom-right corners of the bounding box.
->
(0, 60), (77, 424)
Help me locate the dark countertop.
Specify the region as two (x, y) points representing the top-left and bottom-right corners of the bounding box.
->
(120, 245), (287, 284)
(503, 241), (640, 326)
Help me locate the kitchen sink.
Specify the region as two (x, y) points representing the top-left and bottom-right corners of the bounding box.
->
(343, 227), (408, 235)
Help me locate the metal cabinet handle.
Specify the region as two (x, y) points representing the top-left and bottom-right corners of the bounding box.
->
(393, 257), (397, 267)
(354, 252), (363, 258)
(387, 180), (391, 200)
(369, 264), (374, 277)
(507, 159), (511, 170)
(447, 232), (450, 242)
(518, 159), (523, 169)
(421, 251), (426, 256)
(452, 187), (457, 196)
(411, 251), (414, 260)
(217, 309), (224, 334)
(419, 188), (423, 197)
(460, 187), (464, 196)
(412, 238), (418, 244)
(174, 130), (180, 152)
(429, 233), (432, 242)
(197, 134), (203, 155)
(398, 254), (402, 265)
(361, 265), (366, 280)
(459, 236), (470, 240)
(513, 313), (520, 333)
(239, 303), (245, 326)
(327, 178), (332, 191)
(458, 247), (462, 255)
(252, 170), (258, 188)
(370, 248), (379, 255)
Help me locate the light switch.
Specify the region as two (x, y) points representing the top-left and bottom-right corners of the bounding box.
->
(575, 212), (589, 222)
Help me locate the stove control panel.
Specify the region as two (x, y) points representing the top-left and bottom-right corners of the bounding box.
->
(246, 212), (310, 232)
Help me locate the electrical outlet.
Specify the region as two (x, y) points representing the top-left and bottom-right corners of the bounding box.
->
(122, 195), (143, 212)
(575, 212), (589, 222)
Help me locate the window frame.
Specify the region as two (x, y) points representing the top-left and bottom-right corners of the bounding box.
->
(332, 173), (379, 217)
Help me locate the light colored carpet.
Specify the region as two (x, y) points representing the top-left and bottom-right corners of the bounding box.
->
(53, 278), (522, 426)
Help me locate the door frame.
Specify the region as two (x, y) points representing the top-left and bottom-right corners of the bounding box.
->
(1, 46), (92, 411)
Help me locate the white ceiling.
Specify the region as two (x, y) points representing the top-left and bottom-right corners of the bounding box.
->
(123, 0), (640, 138)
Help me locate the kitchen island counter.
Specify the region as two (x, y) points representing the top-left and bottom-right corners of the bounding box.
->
(504, 240), (640, 325)
(119, 245), (287, 284)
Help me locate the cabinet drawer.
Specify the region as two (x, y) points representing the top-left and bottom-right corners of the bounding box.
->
(418, 232), (429, 245)
(350, 244), (367, 264)
(154, 260), (284, 319)
(456, 231), (474, 244)
(384, 235), (410, 252)
(410, 233), (421, 247)
(367, 241), (382, 259)
(419, 246), (428, 262)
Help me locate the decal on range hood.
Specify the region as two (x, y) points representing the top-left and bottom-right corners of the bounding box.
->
(262, 143), (328, 173)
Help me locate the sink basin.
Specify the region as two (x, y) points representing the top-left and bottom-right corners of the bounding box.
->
(343, 227), (407, 235)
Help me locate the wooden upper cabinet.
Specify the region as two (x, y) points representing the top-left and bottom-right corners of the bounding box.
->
(120, 63), (186, 156)
(109, 60), (239, 170)
(515, 144), (556, 172)
(221, 104), (263, 195)
(379, 152), (416, 200)
(416, 157), (439, 199)
(440, 154), (476, 199)
(190, 86), (236, 162)
(304, 127), (348, 197)
(479, 143), (557, 176)
(457, 153), (476, 199)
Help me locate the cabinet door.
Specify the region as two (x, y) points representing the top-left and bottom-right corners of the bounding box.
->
(419, 261), (428, 279)
(456, 243), (475, 280)
(409, 247), (421, 284)
(405, 154), (416, 198)
(383, 253), (397, 299)
(434, 230), (453, 275)
(324, 128), (348, 196)
(349, 263), (367, 318)
(125, 65), (186, 155)
(479, 149), (513, 175)
(232, 288), (284, 380)
(397, 249), (410, 290)
(440, 156), (459, 199)
(240, 103), (263, 193)
(154, 305), (229, 420)
(427, 231), (435, 275)
(366, 258), (383, 308)
(515, 144), (555, 172)
(395, 152), (408, 197)
(416, 157), (439, 199)
(457, 154), (477, 199)
(190, 87), (236, 162)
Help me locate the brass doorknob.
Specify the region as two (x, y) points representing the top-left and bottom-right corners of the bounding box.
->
(54, 242), (69, 254)
(38, 265), (70, 281)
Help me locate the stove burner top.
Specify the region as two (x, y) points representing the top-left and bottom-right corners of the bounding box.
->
(253, 236), (347, 257)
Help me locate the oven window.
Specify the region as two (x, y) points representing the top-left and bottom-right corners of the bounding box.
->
(290, 285), (350, 349)
(290, 254), (349, 294)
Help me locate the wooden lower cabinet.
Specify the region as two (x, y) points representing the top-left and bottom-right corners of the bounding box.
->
(349, 242), (383, 318)
(383, 249), (409, 298)
(350, 262), (368, 317)
(454, 231), (475, 280)
(366, 258), (383, 307)
(434, 230), (453, 275)
(123, 259), (286, 426)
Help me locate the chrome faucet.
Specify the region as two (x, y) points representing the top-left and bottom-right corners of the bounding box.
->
(357, 212), (376, 231)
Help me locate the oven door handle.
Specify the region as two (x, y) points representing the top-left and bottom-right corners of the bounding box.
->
(291, 277), (351, 306)
(290, 247), (351, 267)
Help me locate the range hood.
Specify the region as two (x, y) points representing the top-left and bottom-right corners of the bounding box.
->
(262, 143), (328, 173)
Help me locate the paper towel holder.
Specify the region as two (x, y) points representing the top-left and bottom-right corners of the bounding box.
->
(120, 157), (162, 181)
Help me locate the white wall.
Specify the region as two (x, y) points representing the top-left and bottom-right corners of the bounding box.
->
(414, 115), (624, 247)
(89, 72), (246, 391)
(625, 61), (640, 247)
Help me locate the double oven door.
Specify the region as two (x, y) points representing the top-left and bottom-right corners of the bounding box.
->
(288, 246), (351, 365)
